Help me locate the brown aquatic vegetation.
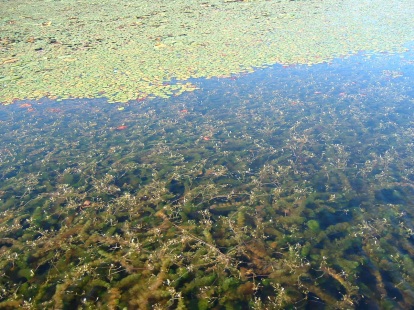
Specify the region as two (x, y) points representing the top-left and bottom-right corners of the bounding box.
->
(1, 56), (414, 308)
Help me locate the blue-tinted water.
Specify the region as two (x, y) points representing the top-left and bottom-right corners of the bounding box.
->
(1, 45), (414, 308)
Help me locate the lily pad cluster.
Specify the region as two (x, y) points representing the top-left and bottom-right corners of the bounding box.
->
(1, 0), (414, 103)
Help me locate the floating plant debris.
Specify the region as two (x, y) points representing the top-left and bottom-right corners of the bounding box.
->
(1, 0), (414, 104)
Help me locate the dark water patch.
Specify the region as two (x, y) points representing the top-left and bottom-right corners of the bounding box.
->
(375, 188), (405, 204)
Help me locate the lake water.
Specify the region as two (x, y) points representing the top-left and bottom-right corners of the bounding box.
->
(1, 42), (414, 308)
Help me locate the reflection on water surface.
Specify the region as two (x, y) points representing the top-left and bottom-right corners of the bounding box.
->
(1, 47), (414, 309)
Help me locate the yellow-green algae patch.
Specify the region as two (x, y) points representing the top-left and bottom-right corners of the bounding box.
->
(1, 0), (414, 104)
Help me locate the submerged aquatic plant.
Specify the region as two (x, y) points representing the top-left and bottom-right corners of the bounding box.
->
(1, 47), (414, 308)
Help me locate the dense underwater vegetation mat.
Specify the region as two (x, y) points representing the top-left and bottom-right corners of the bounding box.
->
(1, 0), (414, 104)
(1, 48), (414, 308)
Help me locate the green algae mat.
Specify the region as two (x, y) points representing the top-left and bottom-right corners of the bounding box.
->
(1, 0), (414, 104)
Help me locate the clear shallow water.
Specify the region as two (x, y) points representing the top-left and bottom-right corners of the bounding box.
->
(1, 45), (414, 308)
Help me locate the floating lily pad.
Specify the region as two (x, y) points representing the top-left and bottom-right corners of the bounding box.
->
(1, 0), (414, 104)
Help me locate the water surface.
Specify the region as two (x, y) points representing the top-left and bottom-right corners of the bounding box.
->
(1, 45), (414, 309)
